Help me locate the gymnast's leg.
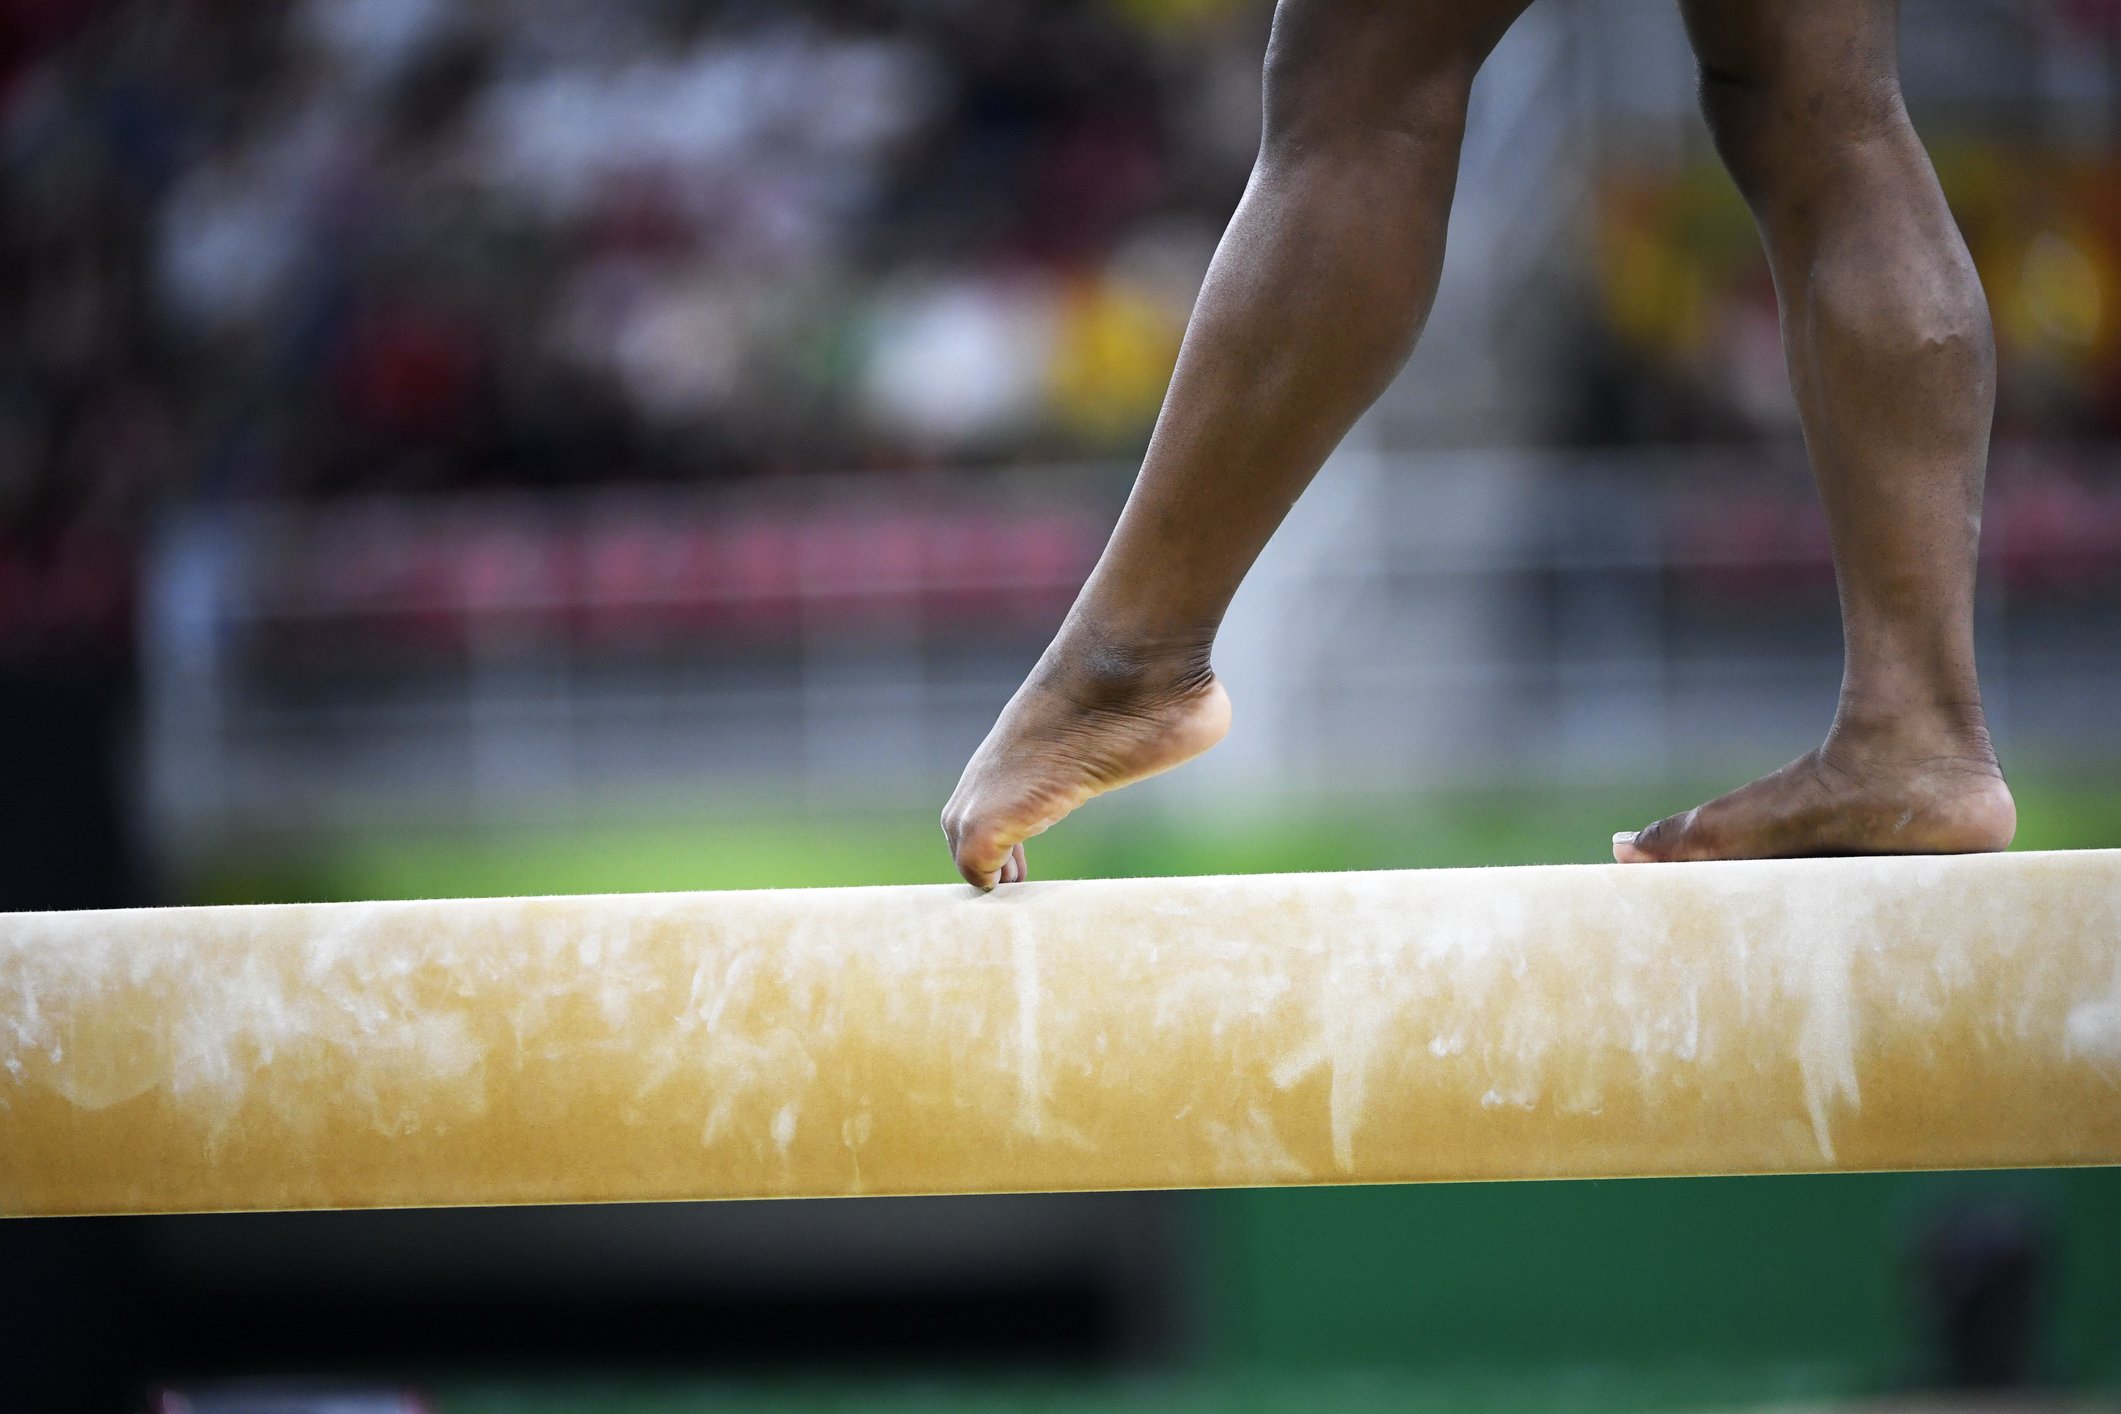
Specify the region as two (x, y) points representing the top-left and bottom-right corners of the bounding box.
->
(1616, 0), (2015, 862)
(944, 0), (1534, 886)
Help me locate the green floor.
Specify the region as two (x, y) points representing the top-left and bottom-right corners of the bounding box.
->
(192, 770), (2121, 906)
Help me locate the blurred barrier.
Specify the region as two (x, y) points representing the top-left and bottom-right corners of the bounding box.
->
(229, 487), (1103, 651)
(141, 443), (2121, 862)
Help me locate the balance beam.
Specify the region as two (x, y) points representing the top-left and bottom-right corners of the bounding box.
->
(4, 850), (2118, 1216)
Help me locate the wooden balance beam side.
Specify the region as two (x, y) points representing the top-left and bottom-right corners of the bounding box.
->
(3, 850), (2118, 1216)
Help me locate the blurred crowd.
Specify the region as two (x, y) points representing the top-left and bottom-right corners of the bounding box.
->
(11, 0), (2121, 659)
(0, 0), (1267, 647)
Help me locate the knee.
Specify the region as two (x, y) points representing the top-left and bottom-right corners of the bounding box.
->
(1259, 0), (1478, 163)
(1807, 253), (1993, 370)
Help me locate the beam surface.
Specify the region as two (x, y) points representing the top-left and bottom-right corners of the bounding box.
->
(4, 850), (2120, 1216)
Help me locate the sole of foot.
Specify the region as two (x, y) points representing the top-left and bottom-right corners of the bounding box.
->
(942, 668), (1232, 888)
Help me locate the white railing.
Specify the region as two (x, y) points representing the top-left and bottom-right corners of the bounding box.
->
(141, 447), (2121, 856)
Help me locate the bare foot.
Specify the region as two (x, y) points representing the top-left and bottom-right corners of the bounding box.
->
(942, 635), (1232, 888)
(1613, 711), (2016, 863)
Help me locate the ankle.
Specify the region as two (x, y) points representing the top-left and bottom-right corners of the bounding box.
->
(1825, 695), (2001, 770)
(1040, 619), (1218, 708)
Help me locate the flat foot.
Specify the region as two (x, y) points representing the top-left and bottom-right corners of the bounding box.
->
(1613, 722), (2015, 864)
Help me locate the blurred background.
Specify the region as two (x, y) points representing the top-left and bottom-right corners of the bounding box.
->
(3, 0), (2119, 1410)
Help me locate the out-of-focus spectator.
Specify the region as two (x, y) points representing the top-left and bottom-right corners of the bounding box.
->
(0, 1), (1270, 881)
(0, 0), (1266, 543)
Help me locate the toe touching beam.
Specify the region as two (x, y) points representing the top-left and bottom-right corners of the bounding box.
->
(4, 850), (2120, 1216)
